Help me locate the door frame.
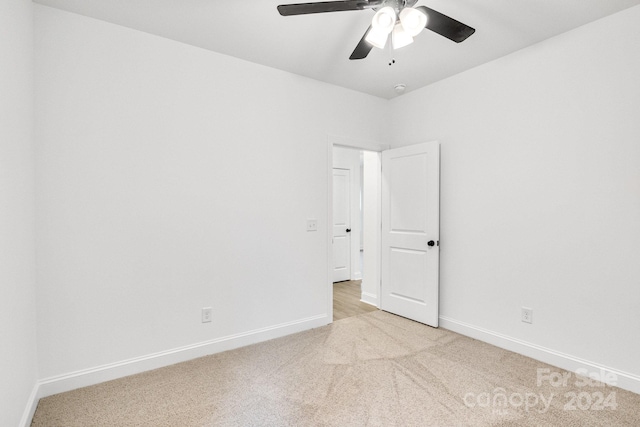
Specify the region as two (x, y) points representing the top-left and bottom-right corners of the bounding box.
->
(327, 135), (389, 322)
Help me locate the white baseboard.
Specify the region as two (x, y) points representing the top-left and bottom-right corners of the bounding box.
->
(439, 316), (640, 395)
(19, 383), (40, 427)
(25, 313), (637, 426)
(32, 314), (329, 409)
(352, 271), (362, 280)
(360, 291), (378, 307)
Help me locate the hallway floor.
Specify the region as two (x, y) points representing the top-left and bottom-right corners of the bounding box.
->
(332, 280), (378, 321)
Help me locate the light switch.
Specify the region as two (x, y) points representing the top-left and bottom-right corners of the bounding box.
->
(306, 219), (318, 232)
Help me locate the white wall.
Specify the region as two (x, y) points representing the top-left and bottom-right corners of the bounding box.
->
(34, 5), (388, 385)
(361, 151), (381, 306)
(359, 153), (364, 252)
(390, 5), (640, 387)
(0, 0), (39, 424)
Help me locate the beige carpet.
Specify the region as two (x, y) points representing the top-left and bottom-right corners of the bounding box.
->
(32, 311), (640, 426)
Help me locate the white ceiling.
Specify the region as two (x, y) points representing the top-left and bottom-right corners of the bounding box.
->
(34, 0), (640, 99)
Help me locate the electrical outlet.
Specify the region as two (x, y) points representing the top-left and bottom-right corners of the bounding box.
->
(202, 307), (212, 323)
(306, 219), (318, 232)
(521, 307), (533, 324)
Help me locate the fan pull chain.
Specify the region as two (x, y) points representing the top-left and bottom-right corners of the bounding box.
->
(386, 39), (396, 66)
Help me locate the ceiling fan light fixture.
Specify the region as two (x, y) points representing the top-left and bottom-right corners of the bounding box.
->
(399, 7), (427, 37)
(371, 7), (396, 34)
(277, 0), (476, 61)
(392, 23), (413, 49)
(365, 27), (389, 49)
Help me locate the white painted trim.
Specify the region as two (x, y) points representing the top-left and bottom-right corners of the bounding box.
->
(327, 134), (389, 153)
(19, 383), (40, 427)
(360, 291), (379, 307)
(374, 155), (382, 311)
(327, 138), (334, 322)
(34, 314), (328, 403)
(440, 316), (640, 395)
(353, 272), (362, 280)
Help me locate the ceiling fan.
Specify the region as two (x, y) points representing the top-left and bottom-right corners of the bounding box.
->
(277, 0), (475, 60)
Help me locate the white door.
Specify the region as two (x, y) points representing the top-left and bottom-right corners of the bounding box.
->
(333, 168), (351, 282)
(381, 142), (440, 326)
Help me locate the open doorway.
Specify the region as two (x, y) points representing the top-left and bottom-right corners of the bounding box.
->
(328, 139), (441, 327)
(332, 145), (381, 321)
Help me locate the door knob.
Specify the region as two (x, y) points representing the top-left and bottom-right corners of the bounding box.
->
(427, 240), (435, 247)
(346, 228), (351, 233)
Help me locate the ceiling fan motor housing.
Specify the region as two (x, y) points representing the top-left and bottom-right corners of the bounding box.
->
(375, 0), (419, 13)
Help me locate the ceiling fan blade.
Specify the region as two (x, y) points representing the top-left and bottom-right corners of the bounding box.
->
(349, 26), (374, 60)
(416, 6), (475, 43)
(278, 0), (382, 16)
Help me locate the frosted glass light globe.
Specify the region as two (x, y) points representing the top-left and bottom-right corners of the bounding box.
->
(399, 7), (427, 37)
